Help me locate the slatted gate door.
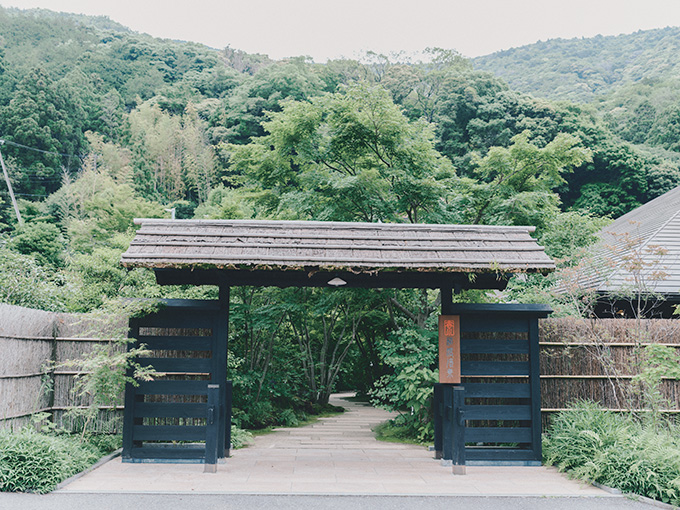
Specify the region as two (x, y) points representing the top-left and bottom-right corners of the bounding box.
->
(450, 304), (551, 465)
(122, 299), (229, 462)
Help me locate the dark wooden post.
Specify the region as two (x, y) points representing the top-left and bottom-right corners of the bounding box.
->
(217, 286), (230, 458)
(441, 384), (454, 464)
(528, 317), (542, 461)
(433, 383), (443, 459)
(452, 385), (466, 475)
(204, 384), (219, 473)
(122, 318), (141, 460)
(225, 380), (233, 458)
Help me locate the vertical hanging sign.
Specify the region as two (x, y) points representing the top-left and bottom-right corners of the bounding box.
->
(438, 315), (461, 384)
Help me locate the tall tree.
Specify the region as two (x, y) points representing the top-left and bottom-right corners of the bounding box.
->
(1, 68), (87, 197)
(229, 82), (454, 223)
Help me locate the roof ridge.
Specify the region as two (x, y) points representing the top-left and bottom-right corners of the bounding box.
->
(133, 218), (537, 232)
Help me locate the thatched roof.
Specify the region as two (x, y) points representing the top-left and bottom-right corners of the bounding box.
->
(584, 186), (680, 297)
(122, 219), (554, 277)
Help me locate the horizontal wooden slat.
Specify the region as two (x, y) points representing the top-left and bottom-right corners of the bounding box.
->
(464, 383), (531, 398)
(462, 361), (530, 376)
(127, 447), (205, 459)
(138, 358), (212, 374)
(136, 336), (213, 351)
(465, 427), (532, 443)
(132, 425), (206, 441)
(463, 405), (532, 421)
(465, 448), (539, 461)
(134, 316), (215, 330)
(133, 306), (217, 330)
(460, 319), (529, 333)
(461, 338), (528, 354)
(133, 402), (207, 419)
(135, 380), (209, 395)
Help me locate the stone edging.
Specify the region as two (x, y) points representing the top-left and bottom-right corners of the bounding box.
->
(54, 448), (122, 491)
(592, 481), (679, 510)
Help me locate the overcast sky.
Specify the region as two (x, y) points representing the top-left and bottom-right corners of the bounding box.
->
(2, 0), (680, 61)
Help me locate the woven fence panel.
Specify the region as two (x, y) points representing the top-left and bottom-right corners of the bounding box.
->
(0, 304), (126, 431)
(539, 317), (680, 426)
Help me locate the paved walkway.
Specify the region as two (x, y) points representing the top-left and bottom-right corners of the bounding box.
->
(58, 393), (610, 496)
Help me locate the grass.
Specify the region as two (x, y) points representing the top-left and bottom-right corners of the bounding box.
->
(246, 403), (345, 438)
(372, 421), (430, 446)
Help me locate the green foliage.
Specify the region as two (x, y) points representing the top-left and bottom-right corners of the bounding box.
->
(0, 428), (100, 493)
(539, 210), (610, 262)
(58, 298), (163, 436)
(1, 67), (86, 197)
(126, 101), (217, 203)
(544, 401), (680, 506)
(632, 345), (680, 427)
(230, 425), (253, 449)
(473, 27), (680, 103)
(370, 325), (438, 442)
(0, 248), (67, 311)
(230, 82), (453, 223)
(452, 131), (591, 228)
(373, 420), (429, 446)
(8, 221), (65, 267)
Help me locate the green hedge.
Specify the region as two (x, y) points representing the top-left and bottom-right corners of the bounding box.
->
(0, 429), (102, 494)
(544, 401), (680, 505)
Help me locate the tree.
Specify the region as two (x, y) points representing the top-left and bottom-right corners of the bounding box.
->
(284, 288), (372, 405)
(453, 131), (592, 228)
(229, 82), (454, 223)
(212, 58), (325, 145)
(8, 221), (65, 267)
(126, 101), (216, 203)
(1, 68), (87, 196)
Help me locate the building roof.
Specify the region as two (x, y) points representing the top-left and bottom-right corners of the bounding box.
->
(121, 219), (555, 289)
(584, 186), (680, 297)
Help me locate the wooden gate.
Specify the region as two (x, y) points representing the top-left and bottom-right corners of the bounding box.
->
(437, 304), (551, 465)
(122, 299), (229, 462)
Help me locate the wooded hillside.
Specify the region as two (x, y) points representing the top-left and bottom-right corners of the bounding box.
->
(1, 6), (679, 440)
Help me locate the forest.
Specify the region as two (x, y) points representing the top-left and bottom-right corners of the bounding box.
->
(1, 6), (680, 435)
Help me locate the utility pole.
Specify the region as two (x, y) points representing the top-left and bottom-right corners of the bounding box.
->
(0, 140), (22, 225)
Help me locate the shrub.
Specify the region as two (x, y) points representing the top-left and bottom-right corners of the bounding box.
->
(0, 429), (100, 494)
(369, 325), (438, 442)
(230, 426), (253, 449)
(85, 433), (122, 455)
(544, 401), (680, 506)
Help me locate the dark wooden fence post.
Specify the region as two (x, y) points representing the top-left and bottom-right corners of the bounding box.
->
(433, 383), (443, 459)
(204, 384), (219, 473)
(452, 385), (466, 475)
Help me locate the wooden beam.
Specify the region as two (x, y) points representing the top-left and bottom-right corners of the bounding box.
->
(153, 268), (511, 290)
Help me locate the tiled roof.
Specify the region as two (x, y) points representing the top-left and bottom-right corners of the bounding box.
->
(582, 186), (680, 296)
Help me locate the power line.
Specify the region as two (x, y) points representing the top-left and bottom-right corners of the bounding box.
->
(0, 143), (22, 225)
(0, 138), (83, 160)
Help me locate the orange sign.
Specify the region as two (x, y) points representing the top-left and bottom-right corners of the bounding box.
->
(438, 315), (461, 384)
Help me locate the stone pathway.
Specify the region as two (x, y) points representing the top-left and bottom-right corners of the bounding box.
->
(58, 393), (610, 496)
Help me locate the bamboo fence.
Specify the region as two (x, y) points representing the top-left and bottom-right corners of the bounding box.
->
(539, 317), (680, 427)
(0, 303), (126, 432)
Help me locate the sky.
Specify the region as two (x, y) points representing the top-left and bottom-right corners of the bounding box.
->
(2, 0), (680, 61)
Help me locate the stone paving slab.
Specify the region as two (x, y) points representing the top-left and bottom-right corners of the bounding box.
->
(58, 393), (611, 497)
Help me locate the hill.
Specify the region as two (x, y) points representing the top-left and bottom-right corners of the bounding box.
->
(473, 27), (680, 103)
